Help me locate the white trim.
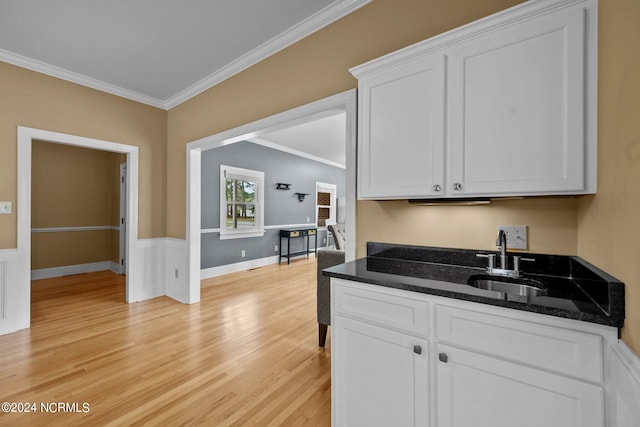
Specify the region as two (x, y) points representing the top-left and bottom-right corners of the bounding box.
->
(248, 137), (346, 169)
(609, 341), (640, 427)
(110, 261), (123, 275)
(31, 261), (113, 281)
(164, 0), (372, 109)
(187, 89), (357, 303)
(1, 1), (371, 110)
(201, 222), (317, 234)
(119, 162), (127, 274)
(265, 223), (316, 230)
(16, 126), (140, 333)
(0, 48), (167, 109)
(201, 255), (281, 280)
(31, 226), (119, 233)
(219, 165), (265, 240)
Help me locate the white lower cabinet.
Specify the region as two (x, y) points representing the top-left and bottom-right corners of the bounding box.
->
(331, 278), (617, 427)
(435, 344), (604, 427)
(333, 315), (429, 427)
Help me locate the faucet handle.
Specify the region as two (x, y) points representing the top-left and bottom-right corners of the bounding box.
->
(476, 253), (496, 269)
(513, 256), (535, 273)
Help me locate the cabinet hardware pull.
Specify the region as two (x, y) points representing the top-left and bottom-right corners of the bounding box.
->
(433, 184), (442, 192)
(439, 352), (448, 363)
(413, 345), (422, 355)
(453, 183), (462, 191)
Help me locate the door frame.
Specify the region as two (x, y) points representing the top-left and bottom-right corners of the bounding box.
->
(17, 127), (140, 326)
(185, 89), (357, 303)
(119, 162), (127, 274)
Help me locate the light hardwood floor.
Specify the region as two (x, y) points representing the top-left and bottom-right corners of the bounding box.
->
(0, 258), (331, 426)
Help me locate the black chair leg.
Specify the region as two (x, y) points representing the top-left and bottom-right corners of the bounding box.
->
(319, 323), (328, 347)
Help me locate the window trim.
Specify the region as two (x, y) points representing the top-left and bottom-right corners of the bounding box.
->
(219, 165), (265, 240)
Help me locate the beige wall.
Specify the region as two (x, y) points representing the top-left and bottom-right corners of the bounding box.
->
(577, 0), (640, 353)
(357, 198), (579, 256)
(31, 141), (124, 269)
(0, 62), (167, 249)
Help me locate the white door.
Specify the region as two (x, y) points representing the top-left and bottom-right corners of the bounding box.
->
(358, 54), (446, 199)
(333, 315), (429, 427)
(448, 7), (586, 196)
(436, 344), (604, 427)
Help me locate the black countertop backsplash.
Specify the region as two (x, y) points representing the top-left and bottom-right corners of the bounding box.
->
(322, 242), (625, 328)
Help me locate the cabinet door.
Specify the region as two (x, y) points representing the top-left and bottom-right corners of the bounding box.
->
(436, 344), (604, 427)
(333, 315), (429, 427)
(448, 7), (587, 196)
(358, 54), (445, 199)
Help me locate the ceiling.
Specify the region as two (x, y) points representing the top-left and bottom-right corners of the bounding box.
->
(0, 0), (369, 109)
(251, 111), (346, 168)
(0, 0), (355, 165)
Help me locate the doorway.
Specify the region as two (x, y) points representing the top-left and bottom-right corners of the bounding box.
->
(185, 90), (357, 303)
(13, 126), (140, 331)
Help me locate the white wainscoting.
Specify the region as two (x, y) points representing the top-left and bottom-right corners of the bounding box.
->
(609, 341), (640, 427)
(135, 238), (167, 301)
(128, 238), (189, 304)
(164, 238), (189, 303)
(0, 249), (30, 335)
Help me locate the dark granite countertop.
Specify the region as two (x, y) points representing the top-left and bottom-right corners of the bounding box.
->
(322, 242), (625, 328)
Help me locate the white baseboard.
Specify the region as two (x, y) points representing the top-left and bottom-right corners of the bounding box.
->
(110, 261), (123, 275)
(201, 255), (282, 280)
(609, 340), (640, 427)
(31, 261), (113, 280)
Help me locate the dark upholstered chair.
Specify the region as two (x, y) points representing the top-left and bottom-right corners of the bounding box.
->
(316, 223), (346, 347)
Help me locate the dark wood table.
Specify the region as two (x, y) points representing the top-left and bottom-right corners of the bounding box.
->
(279, 228), (317, 264)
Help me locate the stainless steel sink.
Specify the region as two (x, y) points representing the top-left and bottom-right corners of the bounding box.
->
(467, 275), (547, 297)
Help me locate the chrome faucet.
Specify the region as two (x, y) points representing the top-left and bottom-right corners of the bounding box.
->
(496, 229), (508, 270)
(476, 229), (535, 278)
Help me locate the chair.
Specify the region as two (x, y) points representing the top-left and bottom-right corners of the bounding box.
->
(316, 223), (346, 347)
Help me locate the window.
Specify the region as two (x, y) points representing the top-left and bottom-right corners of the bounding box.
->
(220, 165), (264, 240)
(316, 182), (337, 227)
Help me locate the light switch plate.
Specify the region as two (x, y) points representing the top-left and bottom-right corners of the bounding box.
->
(497, 225), (527, 250)
(0, 201), (12, 214)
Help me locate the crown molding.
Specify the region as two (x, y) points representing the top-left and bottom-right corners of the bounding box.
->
(1, 0), (371, 110)
(164, 0), (372, 109)
(248, 138), (345, 169)
(0, 48), (167, 109)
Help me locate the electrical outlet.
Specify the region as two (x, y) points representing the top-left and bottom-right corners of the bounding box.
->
(497, 225), (527, 250)
(174, 268), (179, 279)
(306, 217), (310, 222)
(0, 201), (12, 214)
(241, 250), (246, 257)
(275, 245), (278, 252)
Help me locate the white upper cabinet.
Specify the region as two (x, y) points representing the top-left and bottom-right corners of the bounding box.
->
(357, 54), (446, 199)
(351, 0), (597, 200)
(448, 7), (587, 196)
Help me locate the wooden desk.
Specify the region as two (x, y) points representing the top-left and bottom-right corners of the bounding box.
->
(279, 228), (317, 264)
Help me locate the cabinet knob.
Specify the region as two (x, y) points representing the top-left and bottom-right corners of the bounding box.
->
(413, 345), (422, 355)
(439, 352), (448, 363)
(453, 183), (462, 191)
(433, 184), (442, 192)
